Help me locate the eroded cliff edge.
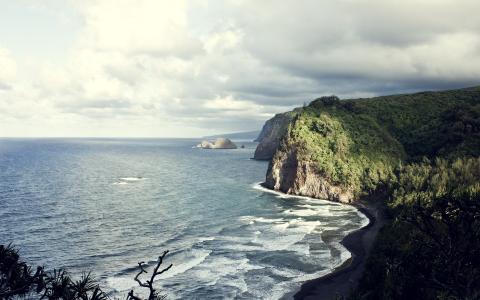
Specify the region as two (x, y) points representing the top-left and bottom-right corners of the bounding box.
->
(264, 142), (355, 203)
(253, 113), (294, 160)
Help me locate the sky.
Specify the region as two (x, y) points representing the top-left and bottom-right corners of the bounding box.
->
(0, 0), (479, 137)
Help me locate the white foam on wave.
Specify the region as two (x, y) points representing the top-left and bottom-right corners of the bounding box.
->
(205, 186), (369, 300)
(196, 236), (216, 242)
(160, 249), (211, 280)
(253, 182), (371, 230)
(106, 276), (136, 293)
(120, 177), (145, 181)
(287, 218), (321, 233)
(298, 204), (316, 209)
(272, 222), (290, 232)
(112, 181), (128, 185)
(259, 233), (306, 252)
(269, 218), (321, 235)
(270, 266), (304, 279)
(283, 208), (318, 217)
(113, 177), (147, 185)
(219, 216), (321, 255)
(250, 181), (373, 299)
(252, 182), (314, 201)
(252, 182), (336, 205)
(192, 256), (264, 288)
(239, 215), (284, 225)
(357, 209), (371, 228)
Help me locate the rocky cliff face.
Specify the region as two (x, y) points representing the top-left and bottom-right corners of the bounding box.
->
(255, 110), (354, 203)
(253, 113), (293, 160)
(263, 140), (354, 203)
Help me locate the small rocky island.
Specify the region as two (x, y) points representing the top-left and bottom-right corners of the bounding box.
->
(196, 138), (237, 149)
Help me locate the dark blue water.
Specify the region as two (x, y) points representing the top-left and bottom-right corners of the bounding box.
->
(0, 138), (368, 299)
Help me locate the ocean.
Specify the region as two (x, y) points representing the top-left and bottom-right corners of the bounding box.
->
(0, 138), (368, 299)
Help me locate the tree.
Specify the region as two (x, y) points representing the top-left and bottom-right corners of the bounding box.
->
(0, 244), (172, 300)
(127, 251), (173, 300)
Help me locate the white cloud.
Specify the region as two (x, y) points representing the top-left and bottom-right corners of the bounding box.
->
(1, 0), (480, 137)
(203, 95), (257, 111)
(0, 47), (16, 89)
(74, 0), (202, 57)
(203, 28), (244, 54)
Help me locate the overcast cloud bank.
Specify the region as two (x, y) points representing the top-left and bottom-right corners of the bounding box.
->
(0, 0), (479, 137)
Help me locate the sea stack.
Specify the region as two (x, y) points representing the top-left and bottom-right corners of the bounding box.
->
(196, 138), (237, 149)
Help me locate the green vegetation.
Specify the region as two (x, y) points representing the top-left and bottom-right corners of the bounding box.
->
(284, 87), (480, 198)
(347, 87), (480, 158)
(0, 244), (172, 300)
(352, 157), (480, 300)
(288, 96), (404, 197)
(281, 87), (480, 299)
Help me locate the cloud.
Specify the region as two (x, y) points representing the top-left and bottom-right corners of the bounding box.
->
(203, 95), (255, 111)
(231, 0), (480, 93)
(1, 0), (480, 137)
(0, 47), (16, 90)
(74, 0), (203, 58)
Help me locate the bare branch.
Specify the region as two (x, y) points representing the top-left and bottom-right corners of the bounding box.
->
(128, 252), (172, 300)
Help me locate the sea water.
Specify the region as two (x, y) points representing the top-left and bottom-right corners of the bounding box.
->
(0, 138), (368, 299)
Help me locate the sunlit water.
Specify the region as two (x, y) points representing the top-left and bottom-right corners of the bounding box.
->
(0, 138), (368, 299)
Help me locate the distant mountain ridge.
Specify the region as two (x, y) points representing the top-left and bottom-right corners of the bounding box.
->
(202, 130), (260, 141)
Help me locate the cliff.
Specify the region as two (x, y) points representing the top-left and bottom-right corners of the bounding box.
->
(253, 113), (294, 160)
(259, 88), (480, 202)
(264, 143), (354, 203)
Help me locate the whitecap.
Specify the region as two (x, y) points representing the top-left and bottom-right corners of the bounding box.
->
(283, 208), (318, 217)
(112, 181), (128, 185)
(160, 249), (212, 280)
(120, 177), (145, 181)
(106, 276), (136, 293)
(196, 236), (216, 242)
(252, 182), (333, 205)
(192, 256), (264, 285)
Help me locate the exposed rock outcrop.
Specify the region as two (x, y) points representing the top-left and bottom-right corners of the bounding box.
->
(255, 109), (354, 202)
(196, 138), (237, 149)
(253, 113), (293, 160)
(264, 143), (354, 203)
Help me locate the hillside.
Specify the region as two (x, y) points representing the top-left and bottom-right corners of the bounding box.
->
(260, 87), (480, 202)
(256, 86), (480, 299)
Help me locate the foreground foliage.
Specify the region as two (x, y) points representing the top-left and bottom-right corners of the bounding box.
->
(352, 157), (480, 299)
(0, 244), (172, 300)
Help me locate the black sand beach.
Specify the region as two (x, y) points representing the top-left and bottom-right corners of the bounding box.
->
(293, 202), (387, 300)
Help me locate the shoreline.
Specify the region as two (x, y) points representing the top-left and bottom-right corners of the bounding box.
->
(254, 182), (386, 300)
(291, 200), (386, 300)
